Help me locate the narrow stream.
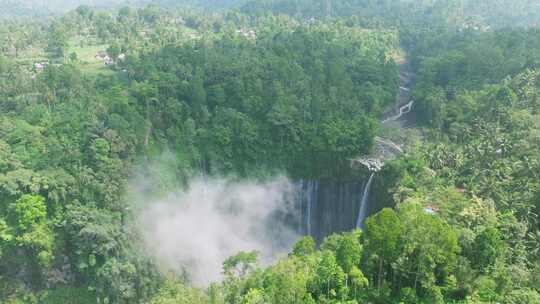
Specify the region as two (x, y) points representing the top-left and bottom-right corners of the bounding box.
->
(381, 100), (414, 123)
(355, 57), (415, 230)
(295, 57), (415, 240)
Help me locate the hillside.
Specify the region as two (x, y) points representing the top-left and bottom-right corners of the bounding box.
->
(0, 1), (539, 304)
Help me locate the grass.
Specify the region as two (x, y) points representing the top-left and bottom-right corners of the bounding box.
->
(68, 38), (115, 76)
(13, 37), (116, 77)
(14, 45), (47, 66)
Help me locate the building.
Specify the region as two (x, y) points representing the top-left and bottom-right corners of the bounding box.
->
(34, 61), (49, 73)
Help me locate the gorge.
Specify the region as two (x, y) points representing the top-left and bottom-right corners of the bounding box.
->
(294, 57), (415, 243)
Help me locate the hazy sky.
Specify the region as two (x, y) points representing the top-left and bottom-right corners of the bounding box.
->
(0, 0), (240, 15)
(0, 0), (144, 16)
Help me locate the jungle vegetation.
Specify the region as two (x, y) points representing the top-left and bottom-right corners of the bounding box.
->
(0, 1), (539, 303)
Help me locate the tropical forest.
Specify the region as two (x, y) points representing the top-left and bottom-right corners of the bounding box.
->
(0, 0), (539, 303)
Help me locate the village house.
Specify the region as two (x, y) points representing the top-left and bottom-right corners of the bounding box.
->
(235, 28), (257, 40)
(33, 61), (49, 73)
(96, 51), (126, 66)
(424, 204), (440, 215)
(95, 51), (114, 65)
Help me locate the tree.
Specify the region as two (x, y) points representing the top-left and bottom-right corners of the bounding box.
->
(69, 52), (78, 63)
(75, 5), (94, 20)
(394, 203), (460, 296)
(504, 288), (540, 304)
(0, 218), (13, 258)
(471, 227), (505, 272)
(335, 231), (362, 274)
(223, 251), (259, 278)
(7, 195), (54, 268)
(242, 289), (265, 304)
(292, 236), (316, 257)
(259, 257), (315, 303)
(364, 208), (403, 290)
(9, 194), (47, 232)
(46, 22), (68, 60)
(107, 43), (121, 62)
(190, 70), (208, 118)
(310, 250), (346, 301)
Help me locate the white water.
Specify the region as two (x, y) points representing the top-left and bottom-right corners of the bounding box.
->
(303, 180), (318, 236)
(399, 86), (410, 92)
(297, 181), (304, 234)
(382, 100), (414, 123)
(356, 173), (375, 229)
(375, 136), (404, 154)
(307, 182), (312, 236)
(354, 59), (414, 228)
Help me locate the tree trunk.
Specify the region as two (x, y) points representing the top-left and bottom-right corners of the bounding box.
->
(144, 99), (152, 159)
(414, 263), (420, 292)
(377, 257), (384, 290)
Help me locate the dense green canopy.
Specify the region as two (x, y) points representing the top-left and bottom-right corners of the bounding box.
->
(1, 1), (540, 303)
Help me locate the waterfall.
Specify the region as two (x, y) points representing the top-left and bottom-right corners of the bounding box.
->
(307, 181), (312, 236)
(305, 180), (318, 237)
(293, 178), (371, 243)
(381, 100), (414, 123)
(305, 181), (311, 236)
(297, 180), (305, 234)
(356, 173), (375, 229)
(290, 58), (412, 239)
(295, 180), (319, 237)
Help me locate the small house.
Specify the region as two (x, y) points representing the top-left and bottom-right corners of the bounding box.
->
(34, 61), (49, 73)
(424, 204), (440, 215)
(96, 51), (114, 65)
(95, 51), (107, 60)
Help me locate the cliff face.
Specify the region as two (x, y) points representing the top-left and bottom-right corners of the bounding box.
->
(295, 179), (367, 244)
(290, 56), (415, 244)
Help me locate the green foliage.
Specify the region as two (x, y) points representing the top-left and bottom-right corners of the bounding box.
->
(125, 22), (396, 177)
(6, 195), (54, 268)
(1, 2), (540, 304)
(377, 32), (540, 302)
(504, 288), (540, 304)
(39, 287), (96, 304)
(291, 236), (316, 257)
(106, 43), (121, 61)
(8, 195), (47, 231)
(0, 218), (13, 258)
(223, 251), (259, 278)
(46, 22), (68, 60)
(471, 227), (505, 272)
(241, 0), (540, 28)
(363, 208), (402, 290)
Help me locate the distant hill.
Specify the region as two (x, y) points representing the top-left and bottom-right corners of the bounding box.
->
(240, 0), (540, 28)
(153, 0), (245, 9)
(0, 0), (246, 19)
(0, 0), (138, 18)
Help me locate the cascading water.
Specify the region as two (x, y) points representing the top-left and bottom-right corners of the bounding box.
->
(308, 180), (319, 237)
(290, 57), (414, 242)
(297, 180), (317, 237)
(296, 180), (305, 234)
(356, 173), (375, 229)
(295, 179), (364, 243)
(306, 182), (310, 235)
